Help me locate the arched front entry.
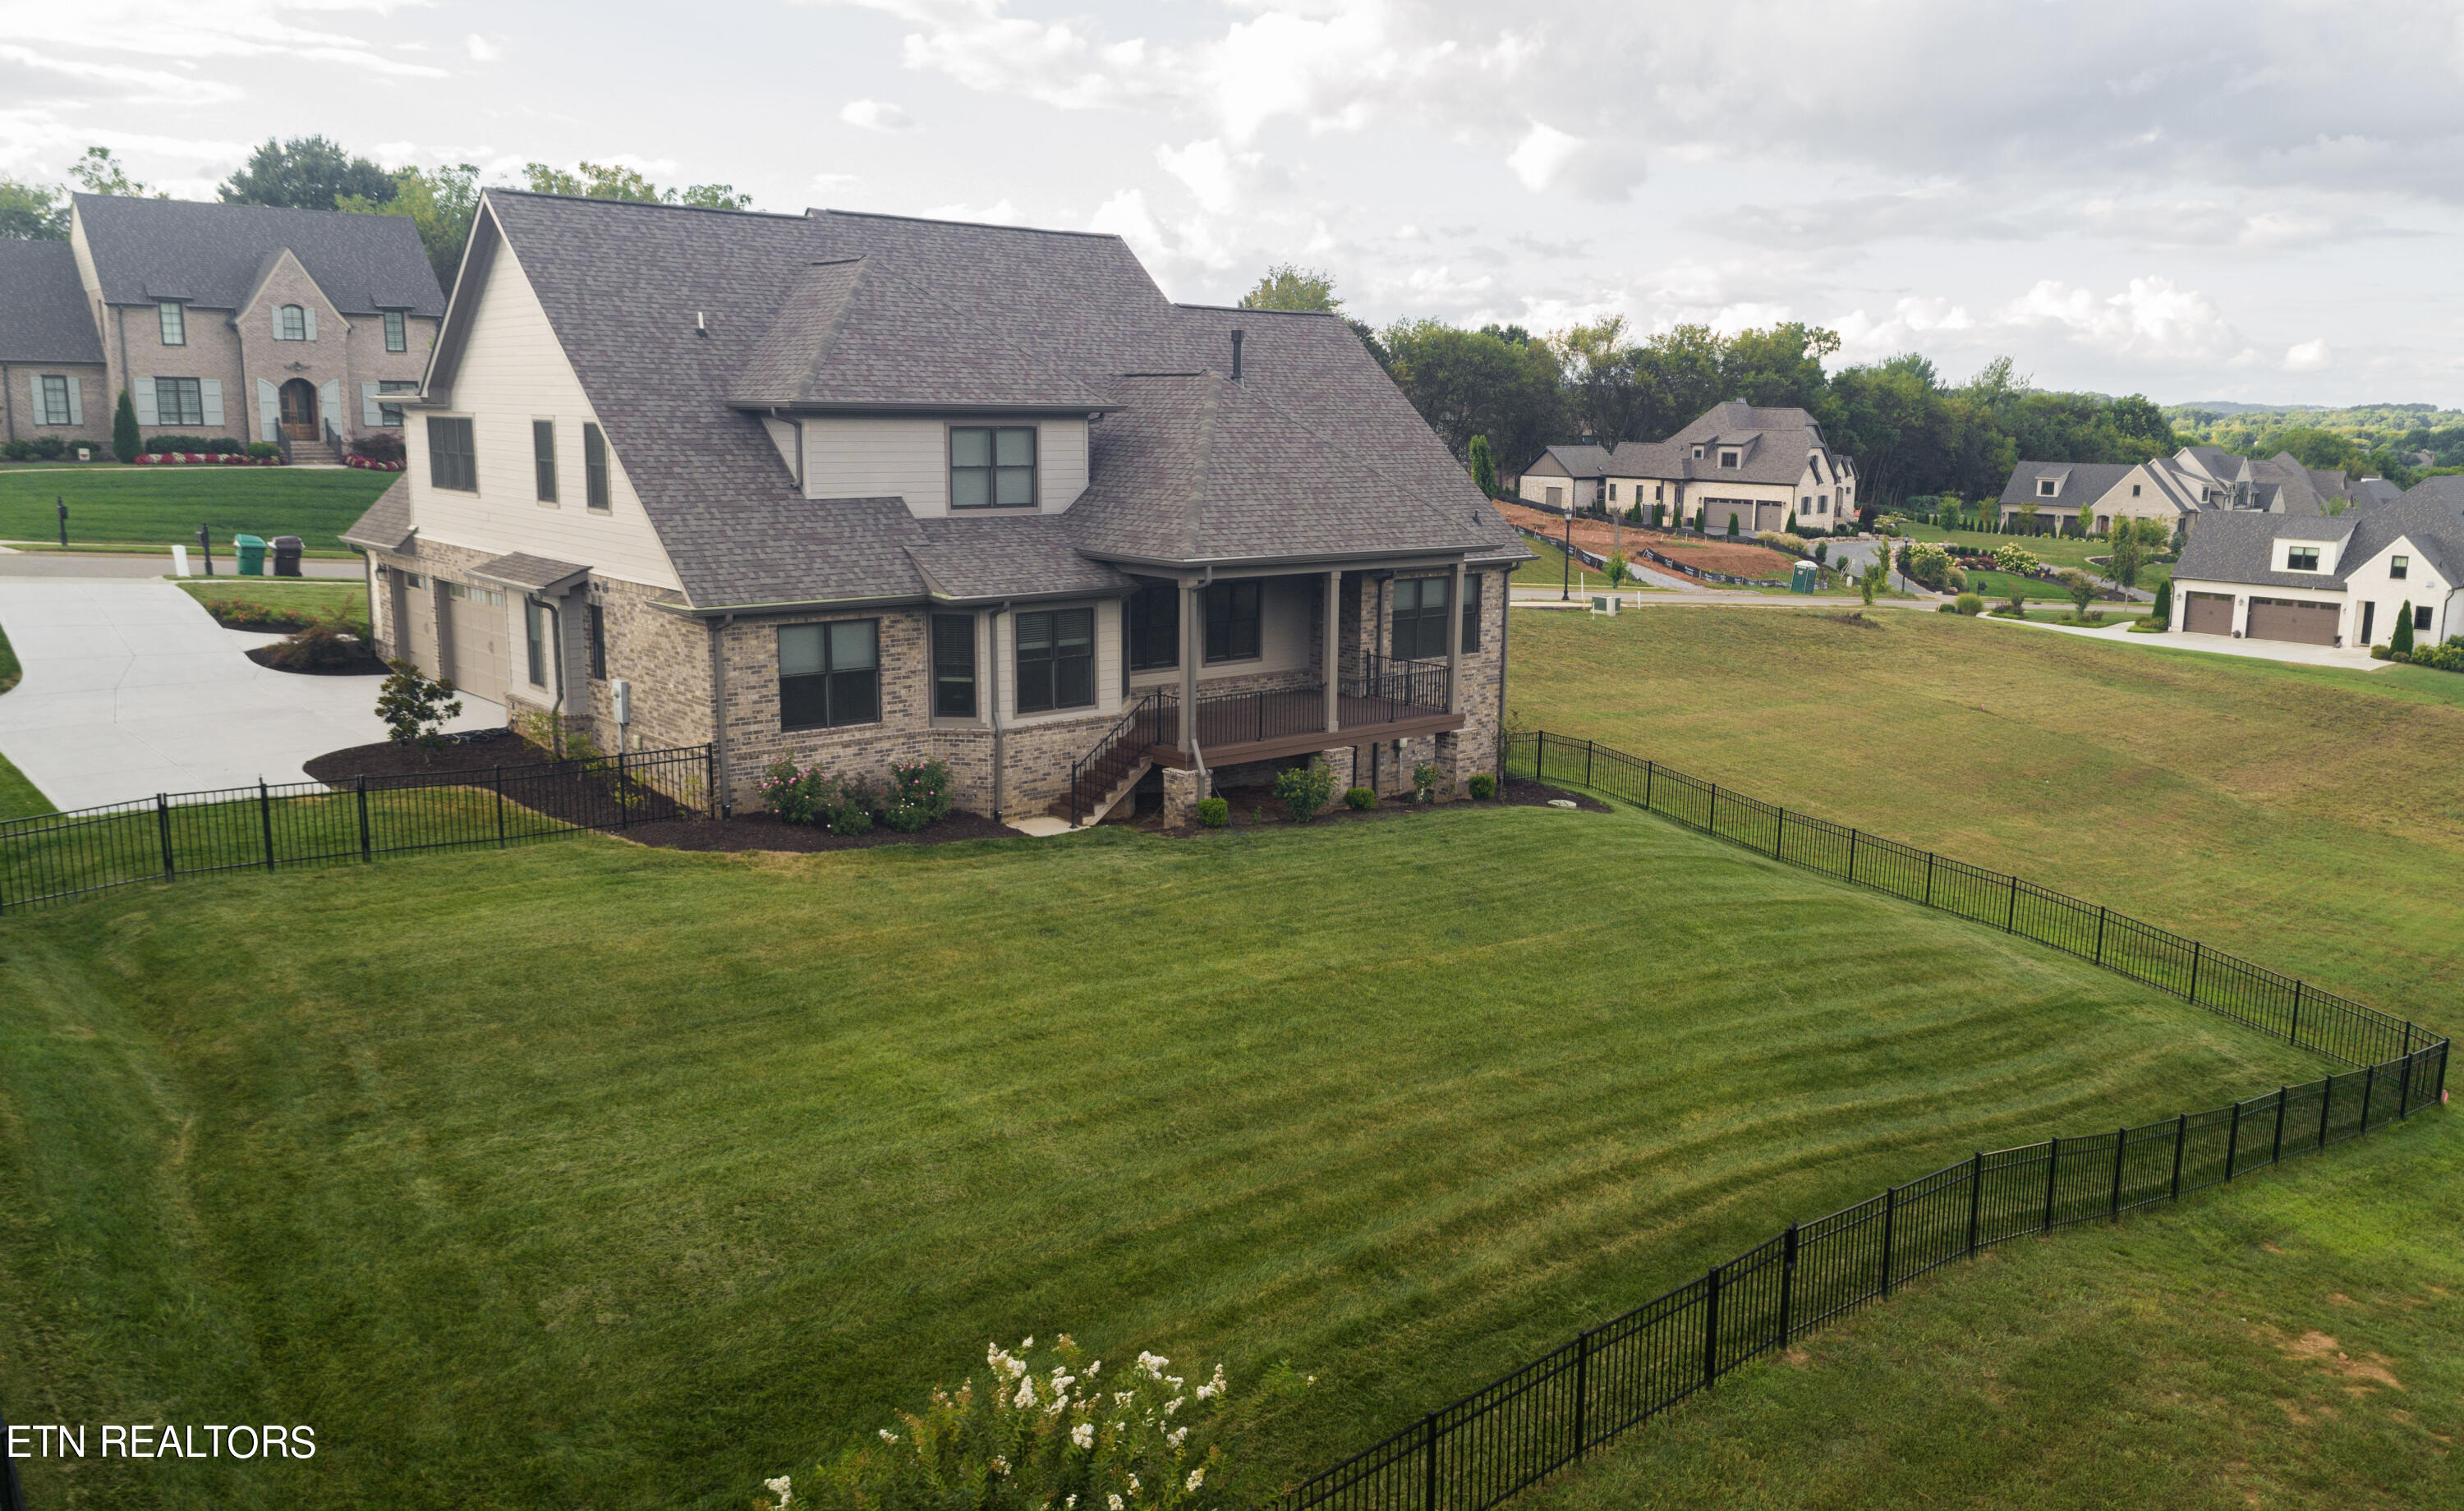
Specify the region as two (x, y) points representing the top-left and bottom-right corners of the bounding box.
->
(278, 379), (319, 441)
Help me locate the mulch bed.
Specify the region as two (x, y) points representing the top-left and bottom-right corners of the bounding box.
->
(623, 809), (1018, 852)
(246, 643), (389, 677)
(304, 728), (536, 783)
(1148, 774), (1607, 835)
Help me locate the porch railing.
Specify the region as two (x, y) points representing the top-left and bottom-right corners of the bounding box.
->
(1064, 689), (1173, 827)
(1343, 653), (1450, 723)
(1186, 683), (1332, 751)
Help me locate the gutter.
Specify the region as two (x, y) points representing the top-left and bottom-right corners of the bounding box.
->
(710, 612), (735, 815)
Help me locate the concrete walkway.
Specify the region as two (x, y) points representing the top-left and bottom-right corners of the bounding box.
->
(0, 579), (499, 811)
(0, 549), (362, 581)
(1973, 613), (2390, 670)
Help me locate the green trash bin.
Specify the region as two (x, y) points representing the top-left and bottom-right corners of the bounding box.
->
(233, 534), (267, 576)
(1791, 560), (1818, 595)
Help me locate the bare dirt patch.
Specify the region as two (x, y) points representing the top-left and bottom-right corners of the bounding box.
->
(1493, 499), (1801, 578)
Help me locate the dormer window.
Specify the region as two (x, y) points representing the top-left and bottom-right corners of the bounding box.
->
(2391, 554), (2409, 580)
(951, 425), (1037, 508)
(275, 304), (309, 341)
(2287, 546), (2319, 572)
(2038, 477), (2058, 497)
(1691, 445), (1704, 460)
(1718, 450), (1740, 468)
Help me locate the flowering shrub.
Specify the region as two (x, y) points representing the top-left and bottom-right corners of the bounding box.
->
(1272, 760), (1336, 822)
(1896, 540), (1956, 592)
(885, 759), (954, 832)
(760, 1334), (1308, 1511)
(1992, 543), (2039, 575)
(760, 761), (887, 832)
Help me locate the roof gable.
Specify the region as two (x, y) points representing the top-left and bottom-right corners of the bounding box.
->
(71, 193), (444, 316)
(0, 240), (103, 364)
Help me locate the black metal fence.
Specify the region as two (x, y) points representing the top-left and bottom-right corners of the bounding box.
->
(1278, 731), (2450, 1511)
(0, 742), (715, 915)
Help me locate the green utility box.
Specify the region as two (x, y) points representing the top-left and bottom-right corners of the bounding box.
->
(233, 534), (267, 576)
(1791, 560), (1819, 594)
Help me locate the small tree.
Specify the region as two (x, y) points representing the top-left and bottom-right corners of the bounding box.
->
(1725, 513), (1740, 537)
(1468, 434), (1498, 497)
(2109, 530), (2144, 588)
(1813, 541), (1828, 565)
(1650, 503), (1665, 528)
(112, 388), (141, 462)
(375, 659), (463, 751)
(2151, 579), (2172, 624)
(2060, 569), (2096, 617)
(1603, 552), (1631, 590)
(1860, 559), (1882, 605)
(2393, 601), (2416, 654)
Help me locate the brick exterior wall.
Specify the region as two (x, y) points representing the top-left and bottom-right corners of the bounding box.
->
(1, 361), (113, 451)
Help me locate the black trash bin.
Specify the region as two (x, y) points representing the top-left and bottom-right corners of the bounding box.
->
(271, 535), (304, 577)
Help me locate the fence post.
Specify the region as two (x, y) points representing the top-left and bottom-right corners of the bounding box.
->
(618, 748), (631, 830)
(2224, 1100), (2241, 1180)
(2040, 1136), (2060, 1231)
(1965, 1153), (1984, 1256)
(1847, 829), (1859, 882)
(2271, 1086), (2287, 1165)
(2291, 981), (2303, 1048)
(1778, 1222), (1800, 1343)
(2358, 1062), (2376, 1132)
(1421, 1411), (1439, 1511)
(2170, 1114), (2186, 1199)
(2188, 940), (2202, 1004)
(1643, 760), (1654, 811)
(1584, 740), (1594, 789)
(1708, 784), (1718, 834)
(2399, 1049), (2415, 1119)
(2005, 872), (2018, 932)
(356, 774), (372, 863)
(2108, 1127), (2127, 1217)
(157, 792), (174, 879)
(2094, 906), (2107, 965)
(1702, 1265), (1722, 1389)
(1535, 731), (1545, 782)
(495, 765), (507, 847)
(1572, 1329), (1590, 1463)
(2318, 1074), (2333, 1149)
(1774, 806), (1787, 861)
(1923, 851), (1936, 907)
(258, 778), (275, 872)
(1880, 1185), (1898, 1297)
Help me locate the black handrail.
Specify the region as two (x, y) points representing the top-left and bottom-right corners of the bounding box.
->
(1064, 689), (1169, 827)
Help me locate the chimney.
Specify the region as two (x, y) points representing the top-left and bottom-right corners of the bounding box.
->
(1230, 328), (1244, 382)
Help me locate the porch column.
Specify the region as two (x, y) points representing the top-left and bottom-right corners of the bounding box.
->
(1181, 576), (1201, 769)
(1324, 568), (1340, 736)
(1446, 559), (1464, 714)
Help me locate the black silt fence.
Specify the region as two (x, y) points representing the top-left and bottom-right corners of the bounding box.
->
(1279, 733), (2450, 1511)
(0, 743), (715, 915)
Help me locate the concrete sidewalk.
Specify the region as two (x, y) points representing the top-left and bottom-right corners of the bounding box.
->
(0, 580), (499, 811)
(0, 548), (361, 580)
(1974, 613), (2389, 670)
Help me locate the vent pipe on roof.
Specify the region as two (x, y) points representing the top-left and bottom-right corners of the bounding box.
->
(1230, 328), (1243, 382)
(696, 311), (709, 338)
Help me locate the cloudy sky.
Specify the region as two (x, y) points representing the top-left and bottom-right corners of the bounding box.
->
(10, 0), (2464, 406)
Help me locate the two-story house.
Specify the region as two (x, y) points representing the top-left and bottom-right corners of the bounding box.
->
(1995, 447), (2393, 535)
(342, 190), (1528, 825)
(2167, 475), (2464, 648)
(1517, 404), (1858, 532)
(0, 195), (444, 457)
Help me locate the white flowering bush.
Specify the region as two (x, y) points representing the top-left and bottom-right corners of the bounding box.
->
(758, 1335), (1308, 1511)
(1992, 543), (2039, 575)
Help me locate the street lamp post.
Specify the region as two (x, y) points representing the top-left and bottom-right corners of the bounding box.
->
(1561, 505), (1574, 601)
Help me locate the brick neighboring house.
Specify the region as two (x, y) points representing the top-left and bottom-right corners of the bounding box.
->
(1993, 446), (2396, 535)
(2, 194), (445, 457)
(342, 190), (1529, 824)
(1518, 403), (1859, 532)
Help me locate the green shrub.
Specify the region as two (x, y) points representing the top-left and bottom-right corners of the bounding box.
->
(1411, 761), (1442, 803)
(1344, 785), (1376, 811)
(1272, 760), (1336, 823)
(1954, 592), (1984, 616)
(2393, 602), (2416, 655)
(1195, 797), (1229, 829)
(2408, 636), (2464, 672)
(264, 611), (372, 670)
(1468, 773), (1496, 800)
(246, 441), (281, 461)
(2151, 580), (2172, 622)
(2370, 642), (2393, 660)
(143, 434), (244, 454)
(1725, 514), (1740, 537)
(759, 760), (829, 826)
(375, 660), (462, 749)
(830, 804), (874, 837)
(1992, 543), (2039, 575)
(112, 388), (140, 463)
(885, 759), (954, 831)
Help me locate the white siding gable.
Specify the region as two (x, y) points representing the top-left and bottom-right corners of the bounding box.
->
(802, 416), (1089, 516)
(411, 237), (684, 592)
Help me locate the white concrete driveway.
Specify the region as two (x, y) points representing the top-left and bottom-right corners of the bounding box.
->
(0, 580), (500, 811)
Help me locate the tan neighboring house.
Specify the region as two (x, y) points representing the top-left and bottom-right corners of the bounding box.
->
(342, 190), (1529, 824)
(1519, 403), (1859, 531)
(1995, 446), (2394, 535)
(26, 194), (446, 456)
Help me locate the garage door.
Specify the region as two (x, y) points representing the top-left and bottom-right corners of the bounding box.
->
(443, 582), (510, 705)
(2246, 597), (2340, 646)
(2182, 591), (2234, 636)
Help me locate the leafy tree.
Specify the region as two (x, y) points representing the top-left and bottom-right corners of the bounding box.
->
(2151, 580), (2172, 624)
(339, 163), (482, 291)
(1603, 553), (1631, 590)
(1238, 264), (1340, 313)
(111, 388), (140, 463)
(376, 660), (465, 751)
(220, 135), (394, 210)
(2109, 530), (2144, 588)
(522, 162), (750, 209)
(2061, 570), (2096, 615)
(1551, 315), (1650, 446)
(68, 147), (154, 198)
(2393, 602), (2416, 655)
(1719, 322), (1839, 411)
(1467, 434), (1498, 497)
(1381, 319), (1563, 466)
(0, 177), (67, 239)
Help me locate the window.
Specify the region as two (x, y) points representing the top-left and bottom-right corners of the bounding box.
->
(384, 310), (407, 352)
(582, 422), (610, 511)
(1391, 576), (1451, 661)
(779, 620), (880, 729)
(2416, 605), (2434, 632)
(1654, 484), (1665, 501)
(1014, 608), (1094, 714)
(1127, 581), (1179, 671)
(427, 416), (476, 492)
(2038, 477), (2058, 497)
(158, 301), (185, 346)
(1691, 445), (1705, 459)
(1608, 483), (1619, 503)
(533, 420), (559, 503)
(276, 304), (307, 341)
(38, 374), (71, 425)
(154, 377), (203, 427)
(1460, 572), (1483, 653)
(1818, 495), (1829, 513)
(1719, 450), (1740, 468)
(1204, 580), (1262, 663)
(951, 425), (1037, 508)
(587, 602), (607, 680)
(525, 600), (549, 687)
(932, 613), (977, 719)
(377, 380), (416, 427)
(1800, 497), (1813, 514)
(2287, 546), (2319, 572)
(2391, 554), (2409, 580)
(2131, 483), (2143, 496)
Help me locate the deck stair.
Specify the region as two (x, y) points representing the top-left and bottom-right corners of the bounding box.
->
(1049, 690), (1171, 826)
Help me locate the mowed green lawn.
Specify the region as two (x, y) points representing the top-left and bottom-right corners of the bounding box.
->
(1901, 522), (2174, 597)
(0, 623), (50, 820)
(0, 810), (2325, 1509)
(0, 467), (393, 551)
(1506, 606), (2464, 1010)
(1533, 1109), (2463, 1511)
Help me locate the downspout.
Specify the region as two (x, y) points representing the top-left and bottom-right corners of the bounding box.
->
(1494, 567), (1510, 775)
(989, 601), (1010, 820)
(710, 613), (734, 815)
(2, 362), (13, 442)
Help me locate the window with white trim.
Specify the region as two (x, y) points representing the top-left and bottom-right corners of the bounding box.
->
(2038, 477), (2058, 496)
(38, 374), (71, 425)
(2287, 546), (2319, 572)
(154, 377), (204, 427)
(158, 301), (185, 346)
(276, 305), (308, 341)
(377, 381), (416, 427)
(384, 310), (407, 352)
(2391, 554), (2409, 580)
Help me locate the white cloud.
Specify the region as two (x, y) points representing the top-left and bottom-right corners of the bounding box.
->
(1835, 296), (1977, 359)
(0, 44), (241, 105)
(839, 99), (917, 131)
(811, 171), (861, 190)
(465, 34), (501, 63)
(2000, 277), (2240, 363)
(2285, 338), (2333, 371)
(1154, 137), (1264, 214)
(2, 0), (444, 77)
(924, 196), (1019, 223)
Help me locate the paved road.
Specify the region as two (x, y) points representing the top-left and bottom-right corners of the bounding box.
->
(0, 549), (361, 581)
(0, 580), (499, 811)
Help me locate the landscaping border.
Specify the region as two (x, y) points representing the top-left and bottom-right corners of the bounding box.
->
(1276, 730), (2448, 1511)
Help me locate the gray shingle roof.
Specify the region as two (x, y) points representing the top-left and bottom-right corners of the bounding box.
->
(1998, 461), (2140, 507)
(474, 552), (592, 593)
(0, 240), (105, 364)
(71, 193), (444, 315)
(338, 475), (414, 552)
(2177, 480), (2464, 593)
(908, 516), (1137, 601)
(424, 191), (1520, 610)
(1531, 443), (1616, 478)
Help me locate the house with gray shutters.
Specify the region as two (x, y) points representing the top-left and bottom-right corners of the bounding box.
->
(1518, 404), (1859, 530)
(341, 189), (1528, 825)
(2166, 475), (2464, 649)
(0, 194), (444, 457)
(1993, 446), (2391, 535)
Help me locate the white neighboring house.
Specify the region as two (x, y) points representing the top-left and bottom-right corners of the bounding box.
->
(1995, 446), (2394, 535)
(2167, 475), (2464, 649)
(1519, 402), (1858, 530)
(1515, 443), (1615, 512)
